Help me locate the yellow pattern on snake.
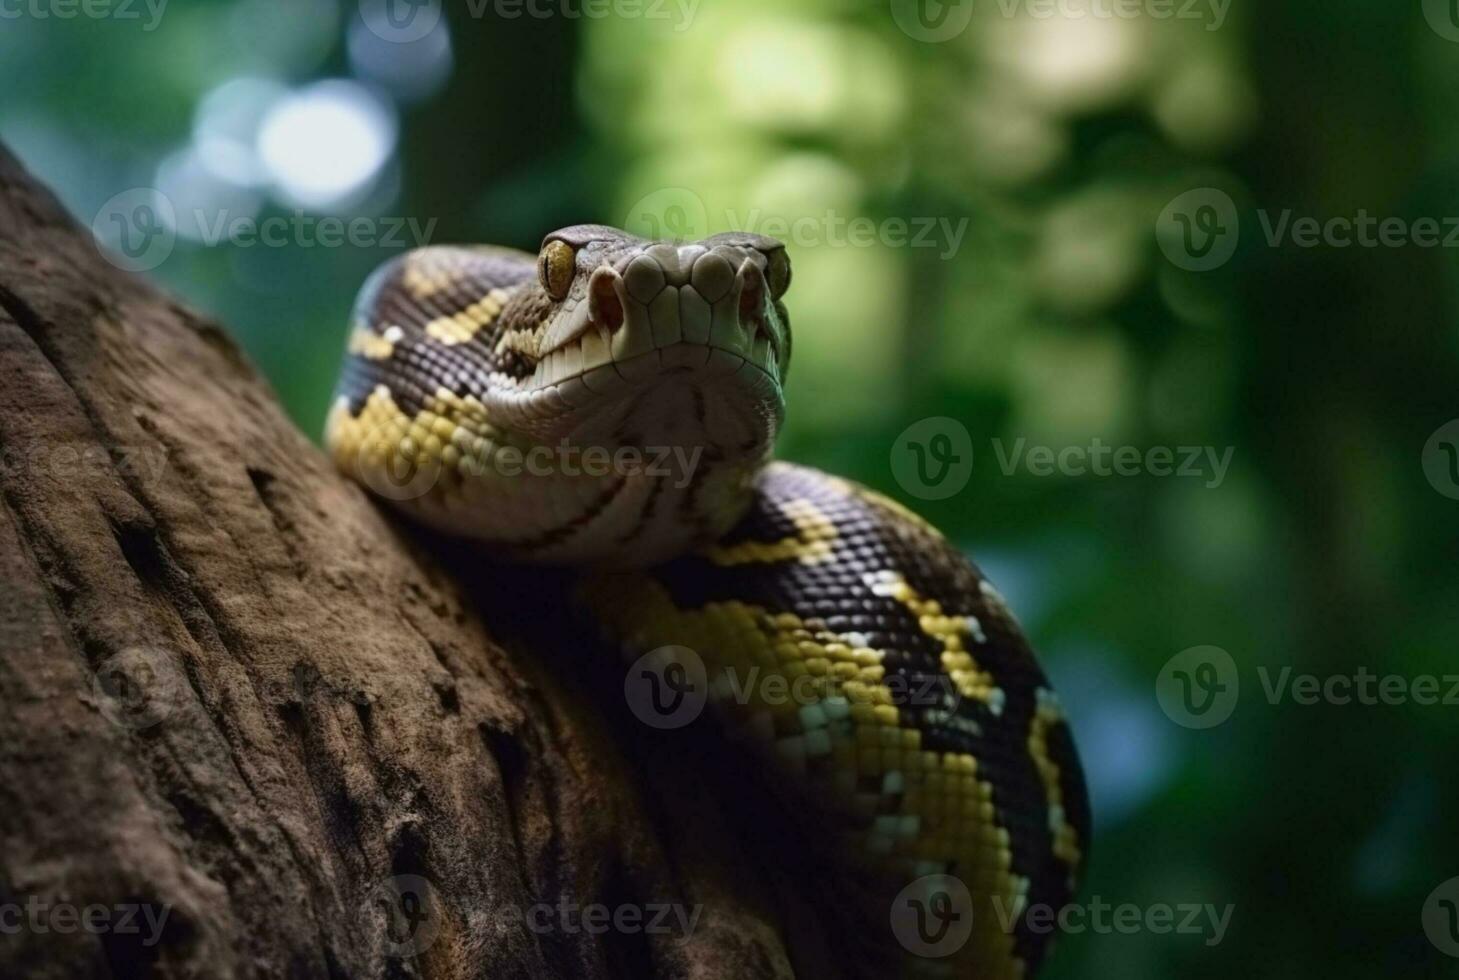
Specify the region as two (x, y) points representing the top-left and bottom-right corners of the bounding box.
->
(326, 226), (1088, 978)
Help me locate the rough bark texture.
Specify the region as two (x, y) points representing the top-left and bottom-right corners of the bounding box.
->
(0, 146), (796, 979)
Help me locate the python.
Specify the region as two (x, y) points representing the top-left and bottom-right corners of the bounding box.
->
(328, 225), (1089, 977)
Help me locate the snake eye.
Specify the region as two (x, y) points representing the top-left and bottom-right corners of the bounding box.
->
(765, 248), (792, 299)
(539, 240), (576, 301)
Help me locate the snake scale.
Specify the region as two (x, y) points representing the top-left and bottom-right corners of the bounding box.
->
(325, 225), (1089, 978)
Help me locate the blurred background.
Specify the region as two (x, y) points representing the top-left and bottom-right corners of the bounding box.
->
(4, 0), (1458, 975)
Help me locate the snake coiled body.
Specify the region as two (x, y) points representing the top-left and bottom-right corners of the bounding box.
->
(326, 227), (1089, 978)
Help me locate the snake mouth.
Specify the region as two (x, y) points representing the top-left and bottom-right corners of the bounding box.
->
(524, 242), (784, 410)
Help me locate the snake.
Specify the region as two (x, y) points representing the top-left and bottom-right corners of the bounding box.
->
(324, 225), (1089, 978)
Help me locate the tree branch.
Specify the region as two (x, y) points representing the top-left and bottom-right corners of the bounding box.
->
(0, 146), (793, 980)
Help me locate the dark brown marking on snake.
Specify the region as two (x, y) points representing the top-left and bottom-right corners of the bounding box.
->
(677, 449), (737, 543)
(504, 472), (630, 553)
(617, 470), (666, 546)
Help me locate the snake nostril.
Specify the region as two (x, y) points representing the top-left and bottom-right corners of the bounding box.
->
(589, 268), (626, 332)
(738, 260), (766, 320)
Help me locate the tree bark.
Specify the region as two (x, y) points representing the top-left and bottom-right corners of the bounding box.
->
(0, 146), (794, 980)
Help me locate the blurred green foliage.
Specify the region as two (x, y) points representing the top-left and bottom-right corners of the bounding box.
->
(5, 1), (1459, 976)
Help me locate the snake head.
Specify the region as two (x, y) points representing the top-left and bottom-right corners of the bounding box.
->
(331, 225), (795, 566)
(515, 225), (791, 427)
